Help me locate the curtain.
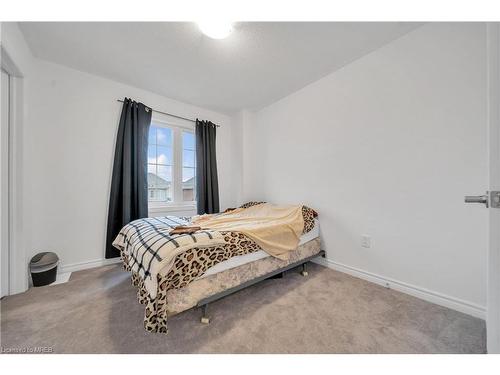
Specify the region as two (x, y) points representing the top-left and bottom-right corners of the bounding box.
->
(195, 119), (220, 214)
(105, 98), (152, 258)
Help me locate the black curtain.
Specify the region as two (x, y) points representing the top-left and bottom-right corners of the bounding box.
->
(195, 119), (220, 214)
(105, 98), (152, 258)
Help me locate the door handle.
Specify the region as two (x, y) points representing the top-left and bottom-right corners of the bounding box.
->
(464, 191), (500, 208)
(464, 195), (489, 207)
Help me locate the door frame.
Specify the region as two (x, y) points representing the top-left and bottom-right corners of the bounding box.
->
(1, 45), (27, 295)
(1, 68), (10, 297)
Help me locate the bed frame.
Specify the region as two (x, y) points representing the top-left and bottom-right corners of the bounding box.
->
(196, 250), (326, 324)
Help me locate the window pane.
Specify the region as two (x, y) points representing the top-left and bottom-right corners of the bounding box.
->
(182, 131), (196, 201)
(156, 127), (172, 146)
(182, 167), (195, 201)
(148, 127), (157, 145)
(148, 164), (172, 202)
(157, 146), (172, 165)
(183, 167), (195, 181)
(148, 164), (170, 202)
(155, 165), (172, 202)
(157, 165), (172, 182)
(182, 131), (195, 150)
(183, 150), (195, 168)
(147, 145), (157, 164)
(147, 164), (157, 194)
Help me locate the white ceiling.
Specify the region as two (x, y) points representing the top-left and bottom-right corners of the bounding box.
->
(19, 22), (422, 113)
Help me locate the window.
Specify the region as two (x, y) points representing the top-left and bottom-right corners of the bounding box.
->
(147, 121), (196, 208)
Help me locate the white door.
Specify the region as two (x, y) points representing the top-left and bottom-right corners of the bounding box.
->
(466, 23), (500, 354)
(487, 23), (500, 354)
(0, 69), (10, 298)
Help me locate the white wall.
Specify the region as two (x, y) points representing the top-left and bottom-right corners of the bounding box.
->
(230, 109), (259, 206)
(22, 59), (239, 271)
(244, 23), (488, 313)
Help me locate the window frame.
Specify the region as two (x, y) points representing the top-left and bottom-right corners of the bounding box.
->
(148, 117), (196, 213)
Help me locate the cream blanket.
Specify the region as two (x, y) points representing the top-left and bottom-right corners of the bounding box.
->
(192, 203), (304, 260)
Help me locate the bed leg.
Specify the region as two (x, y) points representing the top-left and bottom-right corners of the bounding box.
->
(300, 262), (309, 277)
(200, 304), (210, 324)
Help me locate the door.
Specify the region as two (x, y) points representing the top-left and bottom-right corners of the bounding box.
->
(487, 23), (500, 354)
(1, 69), (10, 298)
(466, 23), (500, 354)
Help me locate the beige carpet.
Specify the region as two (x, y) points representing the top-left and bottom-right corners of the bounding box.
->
(0, 263), (486, 353)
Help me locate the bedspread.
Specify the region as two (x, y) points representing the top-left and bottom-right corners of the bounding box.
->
(113, 216), (224, 298)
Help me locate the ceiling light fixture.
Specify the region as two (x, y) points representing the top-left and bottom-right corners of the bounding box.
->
(197, 21), (233, 39)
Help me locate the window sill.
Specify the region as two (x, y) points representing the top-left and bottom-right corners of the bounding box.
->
(148, 204), (197, 214)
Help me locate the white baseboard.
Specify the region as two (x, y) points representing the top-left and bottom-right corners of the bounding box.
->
(59, 257), (121, 274)
(312, 257), (486, 319)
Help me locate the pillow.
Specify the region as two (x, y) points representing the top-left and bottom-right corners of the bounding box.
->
(302, 206), (318, 234)
(239, 201), (266, 209)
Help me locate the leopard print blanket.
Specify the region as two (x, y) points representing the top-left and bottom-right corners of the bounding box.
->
(121, 203), (317, 334)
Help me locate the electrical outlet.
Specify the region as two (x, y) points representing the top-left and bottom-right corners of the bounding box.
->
(361, 235), (371, 248)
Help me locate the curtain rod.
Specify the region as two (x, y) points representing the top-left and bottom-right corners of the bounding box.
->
(116, 99), (220, 127)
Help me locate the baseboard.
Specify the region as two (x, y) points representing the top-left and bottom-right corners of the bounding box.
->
(59, 257), (121, 274)
(312, 257), (486, 319)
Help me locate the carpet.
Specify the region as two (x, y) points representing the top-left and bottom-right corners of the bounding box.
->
(0, 263), (486, 353)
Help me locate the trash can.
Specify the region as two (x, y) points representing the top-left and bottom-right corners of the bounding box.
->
(30, 252), (59, 287)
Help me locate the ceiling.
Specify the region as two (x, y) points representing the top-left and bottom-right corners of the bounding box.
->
(19, 22), (422, 113)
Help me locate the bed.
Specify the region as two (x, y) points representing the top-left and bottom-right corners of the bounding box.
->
(114, 202), (323, 334)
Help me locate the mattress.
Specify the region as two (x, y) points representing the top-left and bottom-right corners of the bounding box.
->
(199, 219), (320, 279)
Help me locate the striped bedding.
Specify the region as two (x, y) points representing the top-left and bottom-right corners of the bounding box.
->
(112, 216), (224, 298)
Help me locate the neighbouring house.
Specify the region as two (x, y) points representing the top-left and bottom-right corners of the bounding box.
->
(148, 173), (195, 202)
(148, 172), (171, 202)
(182, 177), (195, 201)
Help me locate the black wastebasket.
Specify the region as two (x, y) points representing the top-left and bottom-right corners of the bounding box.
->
(30, 252), (59, 287)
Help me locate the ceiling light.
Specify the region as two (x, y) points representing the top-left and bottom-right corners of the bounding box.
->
(197, 21), (233, 39)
